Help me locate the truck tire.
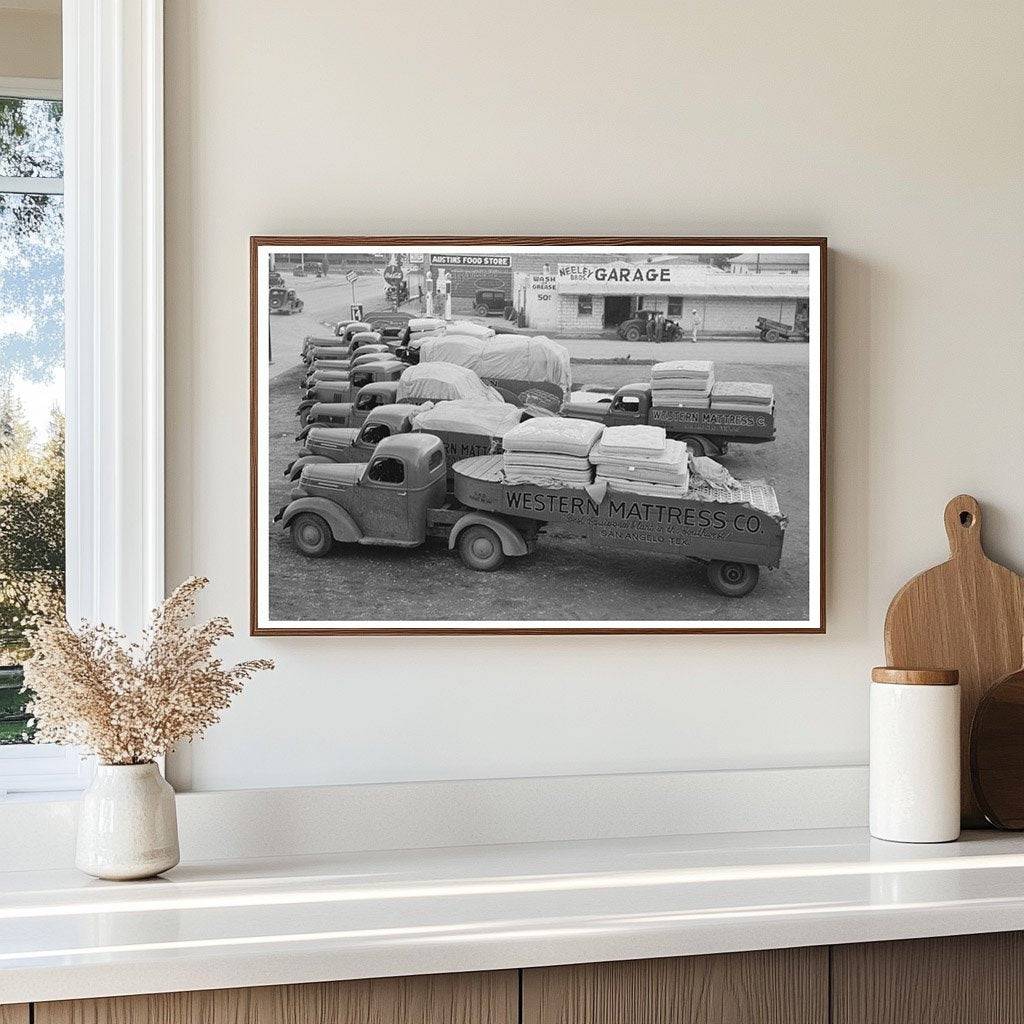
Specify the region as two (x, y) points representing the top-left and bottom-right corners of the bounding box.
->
(290, 512), (333, 557)
(765, 328), (781, 343)
(623, 325), (641, 343)
(474, 304), (490, 317)
(457, 525), (505, 571)
(683, 436), (707, 457)
(706, 560), (759, 598)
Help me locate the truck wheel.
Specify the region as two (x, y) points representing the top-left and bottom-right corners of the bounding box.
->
(623, 326), (641, 343)
(684, 436), (707, 457)
(290, 512), (333, 557)
(706, 560), (759, 597)
(474, 304), (490, 317)
(765, 328), (781, 343)
(457, 525), (505, 571)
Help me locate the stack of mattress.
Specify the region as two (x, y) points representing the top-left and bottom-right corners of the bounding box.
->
(501, 417), (603, 488)
(650, 361), (715, 408)
(589, 425), (690, 497)
(709, 380), (774, 412)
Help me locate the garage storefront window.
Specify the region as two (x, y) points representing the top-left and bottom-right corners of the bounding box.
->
(668, 297), (683, 316)
(577, 295), (593, 316)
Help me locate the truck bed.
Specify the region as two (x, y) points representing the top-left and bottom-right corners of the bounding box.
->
(452, 456), (785, 568)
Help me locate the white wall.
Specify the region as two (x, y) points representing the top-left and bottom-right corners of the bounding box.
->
(164, 0), (1024, 792)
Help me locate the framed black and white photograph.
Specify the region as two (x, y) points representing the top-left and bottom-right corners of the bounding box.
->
(250, 237), (826, 635)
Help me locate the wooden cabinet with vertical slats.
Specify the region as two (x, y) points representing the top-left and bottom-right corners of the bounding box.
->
(20, 932), (1024, 1024)
(33, 971), (518, 1024)
(522, 948), (829, 1024)
(831, 932), (1024, 1024)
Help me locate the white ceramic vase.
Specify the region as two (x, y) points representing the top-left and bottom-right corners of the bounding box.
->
(76, 762), (180, 880)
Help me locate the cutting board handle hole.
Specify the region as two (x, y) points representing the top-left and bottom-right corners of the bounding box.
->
(960, 511), (974, 527)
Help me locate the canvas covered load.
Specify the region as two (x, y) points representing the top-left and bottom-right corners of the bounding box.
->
(396, 362), (504, 404)
(418, 334), (572, 394)
(411, 399), (524, 437)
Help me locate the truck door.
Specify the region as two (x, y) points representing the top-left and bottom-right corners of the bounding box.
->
(355, 455), (412, 541)
(605, 393), (644, 427)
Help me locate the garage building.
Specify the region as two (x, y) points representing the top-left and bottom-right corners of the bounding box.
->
(520, 260), (810, 337)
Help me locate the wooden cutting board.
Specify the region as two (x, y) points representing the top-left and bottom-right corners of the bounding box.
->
(884, 494), (1024, 826)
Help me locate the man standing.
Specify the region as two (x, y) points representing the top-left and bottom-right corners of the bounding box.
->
(691, 308), (701, 344)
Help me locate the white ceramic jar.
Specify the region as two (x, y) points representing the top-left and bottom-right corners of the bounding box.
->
(869, 667), (961, 843)
(76, 762), (180, 880)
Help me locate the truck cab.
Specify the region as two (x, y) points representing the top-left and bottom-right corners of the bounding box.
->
(296, 382), (400, 438)
(297, 361), (406, 423)
(286, 404), (420, 480)
(278, 434), (448, 553)
(563, 383), (651, 426)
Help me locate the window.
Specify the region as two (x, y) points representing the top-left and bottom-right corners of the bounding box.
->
(0, 89), (65, 754)
(428, 448), (443, 471)
(360, 423), (390, 445)
(667, 297), (683, 317)
(367, 457), (405, 485)
(577, 295), (593, 316)
(355, 392), (377, 411)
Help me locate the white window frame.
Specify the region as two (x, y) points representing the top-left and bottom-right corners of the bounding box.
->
(0, 1), (165, 798)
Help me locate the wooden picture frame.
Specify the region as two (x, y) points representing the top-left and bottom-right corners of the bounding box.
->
(250, 237), (827, 635)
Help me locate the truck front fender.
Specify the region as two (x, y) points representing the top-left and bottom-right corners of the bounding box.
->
(449, 513), (528, 557)
(280, 496), (362, 543)
(285, 455), (332, 481)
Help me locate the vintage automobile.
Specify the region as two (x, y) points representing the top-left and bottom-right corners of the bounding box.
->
(562, 382), (775, 458)
(286, 405), (422, 480)
(286, 403), (501, 482)
(269, 287), (304, 315)
(473, 289), (513, 318)
(303, 351), (401, 387)
(755, 316), (808, 343)
(275, 434), (785, 595)
(295, 381), (403, 439)
(617, 309), (682, 343)
(363, 310), (413, 343)
(297, 360), (407, 424)
(269, 270), (284, 287)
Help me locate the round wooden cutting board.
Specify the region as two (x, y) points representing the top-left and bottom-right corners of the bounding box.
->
(884, 495), (1024, 826)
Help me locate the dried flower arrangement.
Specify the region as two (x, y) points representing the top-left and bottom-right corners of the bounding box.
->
(22, 577), (273, 765)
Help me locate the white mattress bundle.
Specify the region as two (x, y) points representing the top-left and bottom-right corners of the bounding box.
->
(411, 399), (523, 437)
(650, 360), (715, 408)
(709, 380), (774, 412)
(589, 425), (689, 497)
(500, 416), (603, 488)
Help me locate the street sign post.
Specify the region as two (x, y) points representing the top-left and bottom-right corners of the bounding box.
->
(346, 271), (358, 283)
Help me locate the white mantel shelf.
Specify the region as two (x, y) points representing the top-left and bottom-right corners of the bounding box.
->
(4, 827), (1024, 1004)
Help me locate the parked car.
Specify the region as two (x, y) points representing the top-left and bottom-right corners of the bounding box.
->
(473, 289), (513, 318)
(617, 309), (682, 343)
(269, 287), (304, 315)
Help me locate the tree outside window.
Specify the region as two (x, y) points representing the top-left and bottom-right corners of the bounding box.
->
(0, 95), (65, 745)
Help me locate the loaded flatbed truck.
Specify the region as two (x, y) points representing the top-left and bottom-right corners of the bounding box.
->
(562, 383), (775, 457)
(275, 434), (786, 598)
